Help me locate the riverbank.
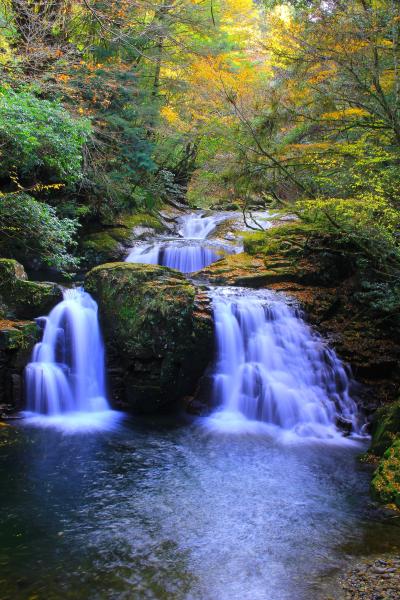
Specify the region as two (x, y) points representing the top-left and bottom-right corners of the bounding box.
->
(340, 555), (400, 599)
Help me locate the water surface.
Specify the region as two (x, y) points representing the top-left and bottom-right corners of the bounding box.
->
(1, 418), (398, 600)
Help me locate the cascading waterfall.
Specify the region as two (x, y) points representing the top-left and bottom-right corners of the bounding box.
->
(24, 288), (117, 430)
(126, 242), (223, 273)
(208, 287), (361, 439)
(126, 211), (233, 273)
(178, 212), (229, 240)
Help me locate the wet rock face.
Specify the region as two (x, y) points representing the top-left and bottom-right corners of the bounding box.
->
(86, 262), (214, 413)
(0, 320), (38, 412)
(0, 259), (62, 320)
(0, 259), (61, 412)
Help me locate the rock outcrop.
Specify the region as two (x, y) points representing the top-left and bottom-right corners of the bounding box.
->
(0, 259), (63, 412)
(80, 212), (165, 268)
(0, 320), (38, 414)
(0, 259), (62, 320)
(86, 262), (213, 413)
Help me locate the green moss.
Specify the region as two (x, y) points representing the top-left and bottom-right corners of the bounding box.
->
(85, 262), (212, 413)
(243, 222), (315, 257)
(117, 212), (164, 232)
(371, 439), (400, 508)
(0, 259), (62, 319)
(370, 400), (400, 456)
(0, 320), (38, 351)
(80, 212), (164, 268)
(0, 259), (27, 283)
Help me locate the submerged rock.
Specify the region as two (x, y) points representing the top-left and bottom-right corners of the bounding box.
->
(0, 259), (62, 319)
(86, 262), (213, 413)
(340, 556), (400, 599)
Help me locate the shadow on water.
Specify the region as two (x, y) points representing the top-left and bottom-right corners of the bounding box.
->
(0, 416), (399, 600)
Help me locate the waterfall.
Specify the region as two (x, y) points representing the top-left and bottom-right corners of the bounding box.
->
(208, 288), (361, 439)
(126, 211), (235, 273)
(24, 288), (117, 431)
(178, 212), (228, 240)
(126, 242), (223, 273)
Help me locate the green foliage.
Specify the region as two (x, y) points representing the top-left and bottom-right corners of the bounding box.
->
(297, 195), (400, 268)
(0, 193), (79, 272)
(0, 86), (90, 186)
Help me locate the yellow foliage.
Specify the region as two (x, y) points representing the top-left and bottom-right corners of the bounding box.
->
(321, 108), (370, 120)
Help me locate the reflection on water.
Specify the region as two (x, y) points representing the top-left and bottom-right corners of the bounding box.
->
(0, 417), (399, 600)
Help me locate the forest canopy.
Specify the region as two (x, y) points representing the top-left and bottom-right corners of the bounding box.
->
(0, 0), (399, 304)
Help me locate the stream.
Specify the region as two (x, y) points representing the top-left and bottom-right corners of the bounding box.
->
(1, 210), (399, 599)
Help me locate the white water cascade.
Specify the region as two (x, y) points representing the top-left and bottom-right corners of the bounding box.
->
(178, 212), (229, 240)
(208, 288), (361, 439)
(24, 288), (117, 431)
(126, 243), (223, 273)
(126, 211), (233, 273)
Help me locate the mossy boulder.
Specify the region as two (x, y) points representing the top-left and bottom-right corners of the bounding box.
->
(0, 259), (62, 319)
(80, 212), (165, 268)
(371, 440), (400, 509)
(80, 231), (124, 266)
(85, 262), (213, 412)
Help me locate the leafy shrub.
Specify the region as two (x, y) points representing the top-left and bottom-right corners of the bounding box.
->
(0, 193), (79, 272)
(296, 194), (400, 269)
(0, 86), (91, 185)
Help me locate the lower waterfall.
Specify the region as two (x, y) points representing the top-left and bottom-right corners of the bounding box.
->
(208, 287), (362, 439)
(24, 288), (118, 431)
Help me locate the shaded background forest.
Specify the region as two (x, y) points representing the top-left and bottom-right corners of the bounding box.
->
(0, 0), (400, 319)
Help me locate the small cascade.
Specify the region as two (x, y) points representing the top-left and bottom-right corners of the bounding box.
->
(208, 288), (361, 438)
(126, 242), (223, 273)
(178, 212), (228, 239)
(125, 211), (236, 273)
(24, 288), (116, 430)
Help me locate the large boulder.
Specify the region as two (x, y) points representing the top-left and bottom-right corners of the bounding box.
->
(0, 259), (62, 319)
(85, 262), (214, 413)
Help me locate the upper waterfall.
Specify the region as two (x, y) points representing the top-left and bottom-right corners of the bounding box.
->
(126, 210), (235, 273)
(207, 287), (362, 439)
(178, 212), (229, 240)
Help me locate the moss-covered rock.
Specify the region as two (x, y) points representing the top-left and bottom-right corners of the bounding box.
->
(369, 400), (400, 508)
(80, 212), (165, 268)
(370, 400), (400, 456)
(371, 440), (400, 509)
(0, 259), (62, 319)
(80, 231), (124, 266)
(86, 262), (213, 412)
